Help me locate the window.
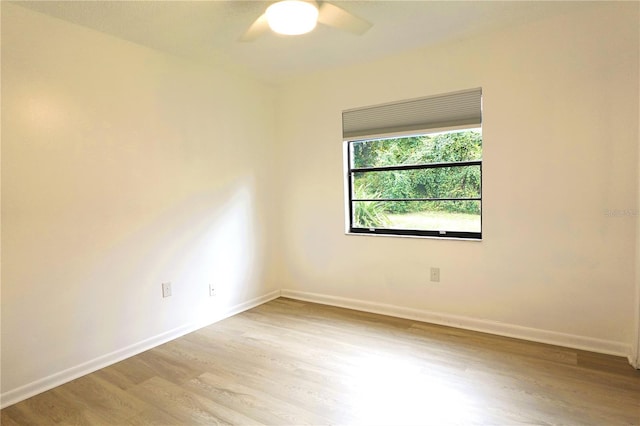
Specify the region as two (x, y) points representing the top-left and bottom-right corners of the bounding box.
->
(343, 88), (482, 239)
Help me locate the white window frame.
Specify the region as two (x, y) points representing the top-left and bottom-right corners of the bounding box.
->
(342, 88), (483, 240)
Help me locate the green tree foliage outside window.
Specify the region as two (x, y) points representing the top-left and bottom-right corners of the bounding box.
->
(351, 129), (482, 229)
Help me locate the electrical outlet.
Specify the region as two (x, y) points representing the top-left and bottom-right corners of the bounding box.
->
(162, 282), (172, 298)
(430, 267), (440, 282)
(209, 283), (216, 297)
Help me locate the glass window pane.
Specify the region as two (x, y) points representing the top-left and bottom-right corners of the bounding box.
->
(352, 200), (481, 233)
(351, 128), (482, 168)
(353, 166), (481, 200)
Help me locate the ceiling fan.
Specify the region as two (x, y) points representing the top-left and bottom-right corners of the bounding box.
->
(240, 0), (372, 41)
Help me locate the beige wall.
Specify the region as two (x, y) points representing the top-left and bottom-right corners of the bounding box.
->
(277, 3), (639, 352)
(1, 3), (278, 398)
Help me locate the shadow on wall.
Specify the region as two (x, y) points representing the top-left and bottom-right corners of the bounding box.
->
(0, 175), (268, 405)
(76, 176), (261, 356)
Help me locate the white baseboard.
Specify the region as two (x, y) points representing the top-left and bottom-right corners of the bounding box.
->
(281, 289), (630, 358)
(3, 287), (632, 408)
(629, 344), (640, 369)
(0, 290), (281, 409)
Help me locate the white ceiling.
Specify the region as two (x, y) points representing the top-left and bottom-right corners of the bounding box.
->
(15, 1), (595, 84)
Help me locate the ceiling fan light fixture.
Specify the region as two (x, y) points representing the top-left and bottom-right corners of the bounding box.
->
(265, 0), (319, 36)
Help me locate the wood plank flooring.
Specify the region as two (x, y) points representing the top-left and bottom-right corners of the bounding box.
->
(2, 297), (639, 425)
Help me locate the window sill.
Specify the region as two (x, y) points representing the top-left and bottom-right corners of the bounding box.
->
(345, 231), (482, 242)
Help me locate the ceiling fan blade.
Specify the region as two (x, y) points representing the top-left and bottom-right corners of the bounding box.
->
(239, 13), (270, 42)
(317, 2), (372, 35)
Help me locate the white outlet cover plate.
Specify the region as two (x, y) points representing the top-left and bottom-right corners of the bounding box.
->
(162, 282), (172, 297)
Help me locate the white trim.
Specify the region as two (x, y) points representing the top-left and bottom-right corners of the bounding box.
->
(344, 231), (482, 242)
(633, 262), (640, 368)
(629, 353), (639, 369)
(281, 289), (629, 358)
(0, 290), (281, 409)
(635, 41), (640, 370)
(632, 273), (640, 368)
(635, 308), (640, 368)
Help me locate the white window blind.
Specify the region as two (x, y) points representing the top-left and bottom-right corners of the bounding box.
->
(343, 88), (482, 140)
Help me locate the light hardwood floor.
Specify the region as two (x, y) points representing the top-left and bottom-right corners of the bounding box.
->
(2, 297), (639, 425)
